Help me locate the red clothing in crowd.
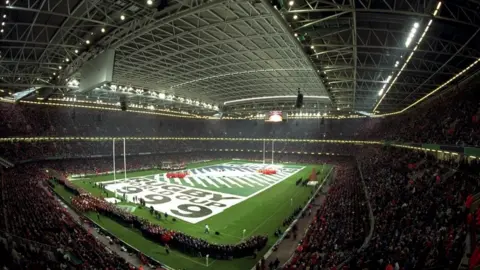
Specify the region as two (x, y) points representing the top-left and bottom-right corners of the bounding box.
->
(385, 264), (394, 270)
(470, 247), (480, 269)
(466, 194), (474, 209)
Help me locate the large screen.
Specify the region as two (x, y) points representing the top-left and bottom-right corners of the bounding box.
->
(265, 111), (283, 122)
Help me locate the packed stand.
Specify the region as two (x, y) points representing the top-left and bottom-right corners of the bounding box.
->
(363, 87), (480, 146)
(352, 147), (475, 269)
(285, 165), (369, 269)
(0, 166), (133, 270)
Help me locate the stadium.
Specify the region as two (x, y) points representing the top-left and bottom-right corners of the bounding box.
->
(0, 0), (480, 270)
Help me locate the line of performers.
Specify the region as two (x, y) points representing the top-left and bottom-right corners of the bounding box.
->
(165, 171), (189, 179)
(258, 168), (277, 175)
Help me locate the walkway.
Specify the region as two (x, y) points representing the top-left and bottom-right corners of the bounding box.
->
(263, 186), (330, 268)
(54, 196), (143, 268)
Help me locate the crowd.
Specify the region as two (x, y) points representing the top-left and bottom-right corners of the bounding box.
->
(60, 177), (268, 260)
(0, 84), (479, 269)
(286, 146), (479, 270)
(284, 165), (369, 269)
(1, 84), (479, 146)
(352, 148), (473, 269)
(365, 86), (480, 146)
(0, 166), (134, 270)
(0, 139), (362, 163)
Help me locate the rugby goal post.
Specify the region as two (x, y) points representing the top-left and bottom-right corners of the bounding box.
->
(262, 140), (275, 165)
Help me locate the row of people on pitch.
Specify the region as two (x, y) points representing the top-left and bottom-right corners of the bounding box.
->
(66, 181), (268, 260)
(0, 166), (134, 270)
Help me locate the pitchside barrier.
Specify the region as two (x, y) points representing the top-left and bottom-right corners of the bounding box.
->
(252, 166), (334, 270)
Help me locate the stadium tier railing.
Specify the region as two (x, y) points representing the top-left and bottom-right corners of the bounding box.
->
(263, 166), (335, 270)
(1, 136), (479, 160)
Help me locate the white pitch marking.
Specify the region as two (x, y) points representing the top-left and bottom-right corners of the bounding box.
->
(224, 178), (242, 188)
(258, 175), (278, 183)
(234, 178), (254, 187)
(184, 178), (194, 186)
(250, 175), (272, 185)
(174, 178), (182, 185)
(214, 178), (231, 188)
(192, 177), (207, 187)
(241, 177), (265, 186)
(201, 177), (220, 188)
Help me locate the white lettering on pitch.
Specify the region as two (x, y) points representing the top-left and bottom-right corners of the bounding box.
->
(103, 179), (243, 224)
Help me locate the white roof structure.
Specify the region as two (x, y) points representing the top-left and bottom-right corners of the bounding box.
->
(1, 0), (479, 115)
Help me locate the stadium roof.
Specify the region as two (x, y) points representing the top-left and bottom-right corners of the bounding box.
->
(1, 0), (479, 116)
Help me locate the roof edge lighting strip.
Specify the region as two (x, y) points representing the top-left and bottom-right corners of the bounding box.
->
(375, 57), (480, 117)
(0, 98), (207, 119)
(373, 1), (442, 112)
(223, 95), (329, 105)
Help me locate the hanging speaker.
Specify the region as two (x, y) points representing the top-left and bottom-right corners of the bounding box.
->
(296, 90), (303, 108)
(120, 96), (127, 111)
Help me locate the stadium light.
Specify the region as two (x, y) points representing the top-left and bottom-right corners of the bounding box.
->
(374, 2), (442, 112)
(293, 14), (298, 20)
(101, 28), (105, 33)
(375, 57), (480, 117)
(120, 15), (125, 20)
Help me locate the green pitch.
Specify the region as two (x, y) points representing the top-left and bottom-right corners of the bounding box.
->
(53, 160), (332, 270)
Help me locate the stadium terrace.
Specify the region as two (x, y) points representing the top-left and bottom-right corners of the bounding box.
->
(1, 1), (480, 270)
